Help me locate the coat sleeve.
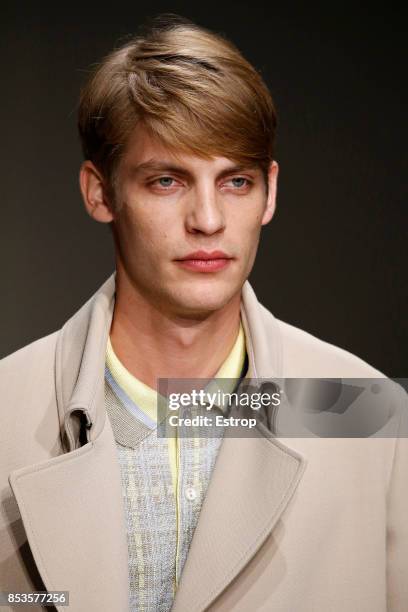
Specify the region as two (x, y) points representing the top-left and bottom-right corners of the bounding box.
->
(386, 384), (408, 611)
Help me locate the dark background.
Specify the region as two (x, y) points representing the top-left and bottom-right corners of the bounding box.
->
(1, 3), (406, 376)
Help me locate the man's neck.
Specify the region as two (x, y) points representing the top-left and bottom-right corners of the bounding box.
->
(109, 273), (242, 391)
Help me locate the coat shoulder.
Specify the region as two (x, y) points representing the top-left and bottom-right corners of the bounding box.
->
(0, 331), (63, 473)
(0, 331), (59, 411)
(259, 304), (385, 377)
(0, 331), (59, 376)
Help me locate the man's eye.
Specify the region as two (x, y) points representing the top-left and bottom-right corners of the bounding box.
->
(156, 176), (176, 188)
(226, 177), (251, 189)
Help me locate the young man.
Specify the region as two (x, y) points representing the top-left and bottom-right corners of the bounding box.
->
(0, 16), (406, 612)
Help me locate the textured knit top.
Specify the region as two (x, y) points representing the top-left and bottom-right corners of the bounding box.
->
(105, 321), (247, 612)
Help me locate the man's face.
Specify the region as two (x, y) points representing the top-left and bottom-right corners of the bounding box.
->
(109, 126), (277, 317)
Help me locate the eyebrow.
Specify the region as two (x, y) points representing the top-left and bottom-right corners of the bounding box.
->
(128, 159), (259, 180)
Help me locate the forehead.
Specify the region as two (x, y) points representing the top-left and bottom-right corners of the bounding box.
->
(120, 124), (257, 174)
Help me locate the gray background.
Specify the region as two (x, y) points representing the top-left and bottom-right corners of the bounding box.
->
(1, 2), (406, 376)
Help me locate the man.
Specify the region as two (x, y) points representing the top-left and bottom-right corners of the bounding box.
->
(0, 15), (406, 612)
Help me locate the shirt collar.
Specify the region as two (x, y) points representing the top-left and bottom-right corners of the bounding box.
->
(105, 319), (248, 419)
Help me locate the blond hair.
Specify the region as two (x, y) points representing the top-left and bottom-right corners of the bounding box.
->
(78, 15), (277, 206)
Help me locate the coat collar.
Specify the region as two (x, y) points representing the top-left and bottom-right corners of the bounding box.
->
(55, 273), (116, 451)
(9, 272), (306, 612)
(56, 272), (284, 450)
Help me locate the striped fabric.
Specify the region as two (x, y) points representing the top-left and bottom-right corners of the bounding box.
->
(105, 371), (224, 612)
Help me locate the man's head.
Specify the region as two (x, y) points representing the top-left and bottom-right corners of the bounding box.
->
(78, 15), (278, 317)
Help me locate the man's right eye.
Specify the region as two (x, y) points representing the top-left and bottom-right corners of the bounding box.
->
(148, 176), (179, 189)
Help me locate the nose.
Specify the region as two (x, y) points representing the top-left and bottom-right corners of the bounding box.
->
(184, 182), (226, 235)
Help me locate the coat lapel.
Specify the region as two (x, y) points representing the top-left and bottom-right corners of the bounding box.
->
(8, 421), (130, 611)
(171, 424), (306, 612)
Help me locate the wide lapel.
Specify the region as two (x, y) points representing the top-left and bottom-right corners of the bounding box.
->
(171, 281), (307, 612)
(8, 273), (130, 612)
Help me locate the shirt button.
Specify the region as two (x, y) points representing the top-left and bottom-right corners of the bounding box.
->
(185, 486), (198, 501)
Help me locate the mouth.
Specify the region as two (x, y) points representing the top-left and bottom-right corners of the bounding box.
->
(174, 250), (234, 273)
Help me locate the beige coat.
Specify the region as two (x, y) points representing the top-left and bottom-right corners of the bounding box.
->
(0, 273), (407, 611)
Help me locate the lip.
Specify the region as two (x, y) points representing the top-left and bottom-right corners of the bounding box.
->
(176, 250), (230, 261)
(174, 250), (233, 273)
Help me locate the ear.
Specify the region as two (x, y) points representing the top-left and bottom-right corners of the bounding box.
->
(261, 160), (279, 226)
(79, 161), (115, 223)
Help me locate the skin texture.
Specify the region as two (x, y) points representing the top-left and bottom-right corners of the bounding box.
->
(79, 125), (278, 389)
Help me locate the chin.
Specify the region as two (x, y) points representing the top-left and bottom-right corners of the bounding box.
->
(171, 280), (240, 316)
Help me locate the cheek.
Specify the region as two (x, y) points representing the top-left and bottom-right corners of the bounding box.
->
(121, 208), (175, 259)
(229, 205), (264, 239)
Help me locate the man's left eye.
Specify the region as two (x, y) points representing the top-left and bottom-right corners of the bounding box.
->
(157, 177), (175, 188)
